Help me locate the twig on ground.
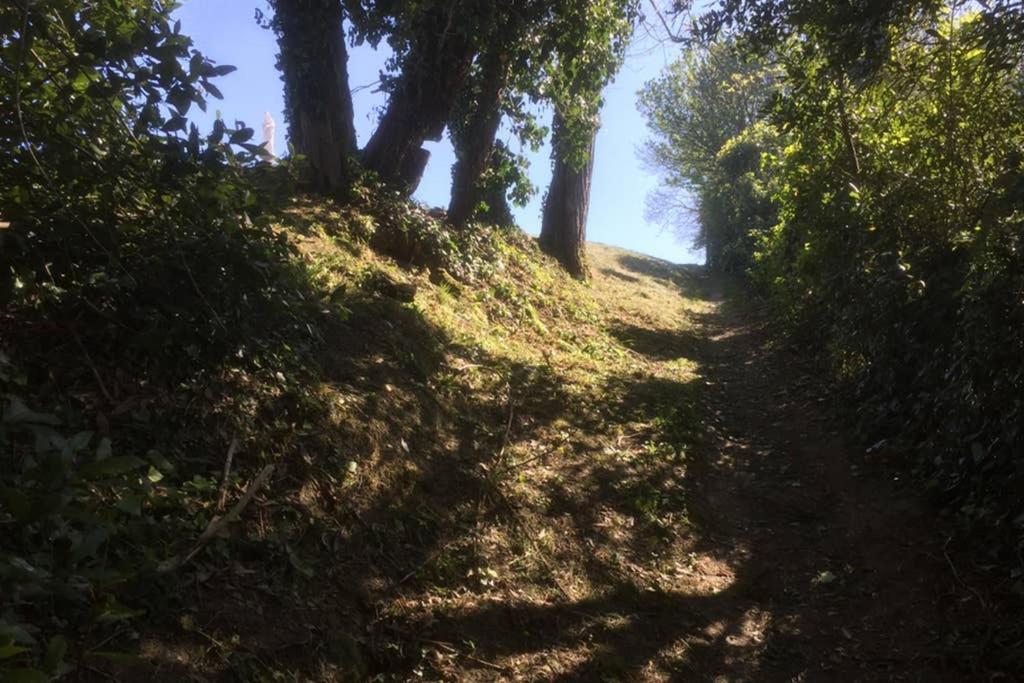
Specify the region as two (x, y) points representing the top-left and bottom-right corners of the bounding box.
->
(217, 437), (239, 511)
(158, 464), (274, 573)
(70, 328), (114, 404)
(384, 626), (508, 672)
(495, 437), (570, 477)
(942, 539), (987, 611)
(942, 537), (995, 656)
(496, 383), (515, 464)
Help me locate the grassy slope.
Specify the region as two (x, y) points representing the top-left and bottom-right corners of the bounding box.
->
(111, 196), (713, 680)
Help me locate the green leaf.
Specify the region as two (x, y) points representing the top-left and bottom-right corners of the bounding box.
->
(2, 397), (60, 426)
(72, 72), (91, 92)
(204, 82), (223, 100)
(210, 64), (237, 77)
(67, 431), (93, 453)
(229, 127), (254, 144)
(0, 644), (30, 659)
(78, 456), (146, 480)
(208, 118), (225, 145)
(117, 494), (143, 515)
(42, 635), (67, 674)
(145, 449), (174, 472)
(162, 115), (188, 133)
(166, 87), (192, 116)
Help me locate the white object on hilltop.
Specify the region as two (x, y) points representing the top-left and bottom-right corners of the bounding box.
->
(262, 111), (276, 159)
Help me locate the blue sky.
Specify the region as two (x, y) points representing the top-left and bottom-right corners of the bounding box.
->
(172, 1), (703, 264)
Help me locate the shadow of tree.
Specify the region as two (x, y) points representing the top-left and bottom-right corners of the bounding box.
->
(616, 253), (703, 289)
(609, 323), (698, 361)
(312, 256), (779, 680)
(599, 267), (642, 284)
(340, 255), (984, 682)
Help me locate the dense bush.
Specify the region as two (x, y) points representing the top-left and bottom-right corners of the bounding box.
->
(760, 15), (1024, 533)
(0, 2), (318, 676)
(643, 7), (1024, 575)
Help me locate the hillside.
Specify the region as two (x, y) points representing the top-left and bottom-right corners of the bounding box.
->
(5, 195), (1014, 680)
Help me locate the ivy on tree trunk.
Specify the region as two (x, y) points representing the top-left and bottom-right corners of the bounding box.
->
(361, 8), (476, 193)
(448, 50), (510, 227)
(272, 0), (357, 194)
(540, 112), (596, 280)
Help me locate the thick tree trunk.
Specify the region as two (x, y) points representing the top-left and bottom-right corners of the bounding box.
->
(448, 51), (510, 227)
(362, 9), (476, 193)
(273, 0), (357, 194)
(540, 113), (596, 280)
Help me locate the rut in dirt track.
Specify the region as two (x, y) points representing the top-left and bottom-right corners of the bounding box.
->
(673, 274), (994, 681)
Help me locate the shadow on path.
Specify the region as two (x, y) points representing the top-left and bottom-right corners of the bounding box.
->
(398, 253), (997, 680)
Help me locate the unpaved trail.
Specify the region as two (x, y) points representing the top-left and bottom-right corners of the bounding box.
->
(389, 250), (1000, 681)
(673, 274), (994, 681)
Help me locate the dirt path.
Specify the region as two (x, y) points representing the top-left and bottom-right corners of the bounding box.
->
(674, 275), (993, 681)
(400, 250), (998, 681)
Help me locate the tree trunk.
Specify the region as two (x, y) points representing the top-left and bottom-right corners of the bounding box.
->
(539, 112), (596, 280)
(478, 142), (515, 227)
(448, 50), (510, 227)
(362, 9), (476, 193)
(272, 0), (357, 194)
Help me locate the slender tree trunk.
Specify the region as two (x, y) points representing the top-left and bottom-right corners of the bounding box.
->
(448, 50), (510, 227)
(272, 0), (357, 194)
(362, 8), (476, 192)
(540, 112), (596, 280)
(835, 73), (861, 178)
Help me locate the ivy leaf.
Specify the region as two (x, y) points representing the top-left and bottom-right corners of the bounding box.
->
(42, 635), (67, 674)
(2, 397), (60, 426)
(117, 494), (143, 515)
(78, 456), (146, 480)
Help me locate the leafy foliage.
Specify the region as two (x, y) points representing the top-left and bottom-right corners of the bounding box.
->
(646, 3), (1024, 575)
(544, 0), (638, 166)
(0, 1), (327, 676)
(639, 39), (779, 270)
